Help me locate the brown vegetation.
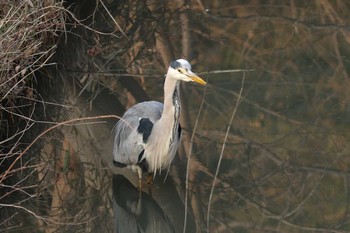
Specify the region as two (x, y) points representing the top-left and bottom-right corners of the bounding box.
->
(0, 0), (65, 231)
(1, 0), (350, 232)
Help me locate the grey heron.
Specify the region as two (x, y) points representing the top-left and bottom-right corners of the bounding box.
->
(113, 59), (206, 188)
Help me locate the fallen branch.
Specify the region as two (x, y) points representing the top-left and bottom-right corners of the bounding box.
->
(0, 115), (121, 183)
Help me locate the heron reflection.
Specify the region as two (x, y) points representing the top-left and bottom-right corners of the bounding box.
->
(112, 174), (175, 233)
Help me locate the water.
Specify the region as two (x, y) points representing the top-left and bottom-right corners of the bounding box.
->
(3, 1), (350, 232)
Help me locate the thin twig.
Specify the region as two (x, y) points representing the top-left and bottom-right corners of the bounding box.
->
(198, 69), (254, 75)
(183, 80), (208, 233)
(99, 0), (127, 38)
(206, 72), (245, 232)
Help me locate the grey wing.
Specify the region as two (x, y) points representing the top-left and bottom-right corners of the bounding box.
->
(113, 101), (163, 166)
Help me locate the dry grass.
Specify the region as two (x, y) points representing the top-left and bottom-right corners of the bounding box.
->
(0, 0), (66, 231)
(0, 0), (65, 101)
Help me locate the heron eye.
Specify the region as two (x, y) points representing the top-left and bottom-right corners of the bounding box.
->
(177, 69), (183, 73)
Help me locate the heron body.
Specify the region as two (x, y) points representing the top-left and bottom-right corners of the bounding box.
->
(113, 59), (206, 186)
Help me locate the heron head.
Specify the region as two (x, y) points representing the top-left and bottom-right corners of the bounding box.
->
(168, 59), (206, 85)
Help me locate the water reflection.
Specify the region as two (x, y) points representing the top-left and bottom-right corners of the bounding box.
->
(112, 174), (195, 233)
(112, 174), (175, 233)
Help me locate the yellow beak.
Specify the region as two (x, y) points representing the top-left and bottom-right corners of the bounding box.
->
(187, 71), (206, 85)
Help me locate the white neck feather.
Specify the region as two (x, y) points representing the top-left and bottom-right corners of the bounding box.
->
(145, 70), (181, 173)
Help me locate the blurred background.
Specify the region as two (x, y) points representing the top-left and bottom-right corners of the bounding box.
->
(1, 0), (350, 232)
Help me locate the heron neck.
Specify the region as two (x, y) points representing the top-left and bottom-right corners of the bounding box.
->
(162, 76), (180, 118)
(146, 74), (181, 173)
